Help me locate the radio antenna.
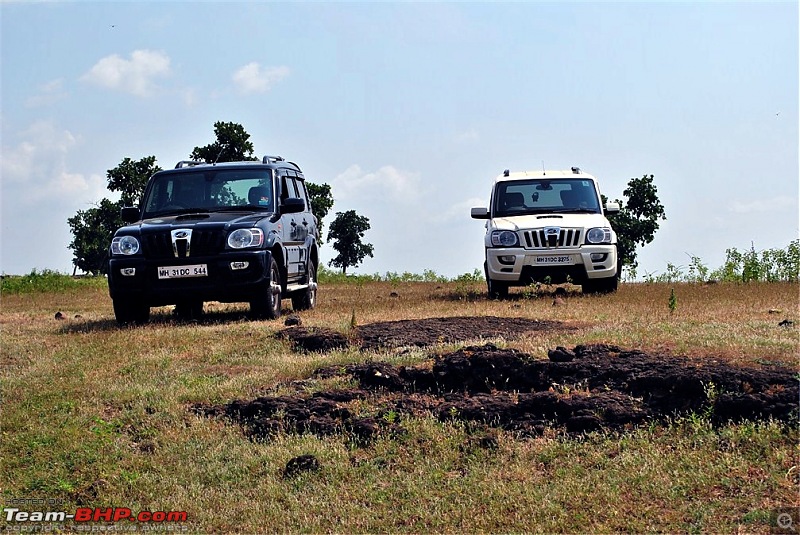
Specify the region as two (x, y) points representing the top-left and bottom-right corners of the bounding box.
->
(541, 160), (546, 176)
(213, 143), (227, 165)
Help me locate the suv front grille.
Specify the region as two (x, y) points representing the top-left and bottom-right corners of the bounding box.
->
(523, 228), (582, 249)
(142, 230), (225, 259)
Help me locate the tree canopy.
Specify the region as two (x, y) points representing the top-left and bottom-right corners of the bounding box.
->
(327, 210), (374, 274)
(190, 121), (257, 163)
(306, 182), (334, 239)
(605, 174), (667, 277)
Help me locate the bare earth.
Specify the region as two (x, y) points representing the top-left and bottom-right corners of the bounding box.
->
(194, 317), (798, 442)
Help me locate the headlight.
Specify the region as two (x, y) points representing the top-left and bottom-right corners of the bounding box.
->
(491, 230), (519, 247)
(227, 228), (264, 249)
(586, 227), (612, 244)
(110, 236), (140, 255)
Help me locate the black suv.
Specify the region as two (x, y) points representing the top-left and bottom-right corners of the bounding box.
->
(107, 155), (319, 324)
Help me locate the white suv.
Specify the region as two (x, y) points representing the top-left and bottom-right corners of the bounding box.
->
(471, 167), (620, 298)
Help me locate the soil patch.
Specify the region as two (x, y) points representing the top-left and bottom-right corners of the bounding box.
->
(193, 344), (798, 440)
(276, 316), (572, 352)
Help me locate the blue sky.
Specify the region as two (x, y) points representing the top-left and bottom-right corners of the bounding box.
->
(1, 1), (797, 278)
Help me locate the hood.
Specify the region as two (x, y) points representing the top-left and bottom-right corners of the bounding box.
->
(491, 212), (612, 231)
(118, 211), (271, 235)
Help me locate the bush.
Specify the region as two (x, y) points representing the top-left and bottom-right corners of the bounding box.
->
(0, 269), (106, 294)
(645, 241), (799, 283)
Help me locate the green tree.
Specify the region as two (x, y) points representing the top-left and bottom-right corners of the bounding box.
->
(605, 174), (667, 276)
(327, 210), (374, 274)
(190, 121), (258, 163)
(306, 182), (334, 239)
(106, 156), (159, 206)
(67, 199), (124, 275)
(67, 156), (161, 274)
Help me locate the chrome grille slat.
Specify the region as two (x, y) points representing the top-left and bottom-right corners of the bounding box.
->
(523, 228), (581, 250)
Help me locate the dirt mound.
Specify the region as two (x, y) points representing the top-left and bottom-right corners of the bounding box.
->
(193, 344), (798, 440)
(275, 327), (350, 353)
(276, 316), (572, 352)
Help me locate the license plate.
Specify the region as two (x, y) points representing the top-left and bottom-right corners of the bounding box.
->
(157, 264), (208, 279)
(534, 256), (572, 265)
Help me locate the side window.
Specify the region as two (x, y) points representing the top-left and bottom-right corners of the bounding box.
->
(280, 174), (297, 203)
(295, 179), (310, 210)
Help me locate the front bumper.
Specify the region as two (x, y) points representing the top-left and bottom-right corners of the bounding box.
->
(486, 244), (617, 285)
(108, 250), (273, 306)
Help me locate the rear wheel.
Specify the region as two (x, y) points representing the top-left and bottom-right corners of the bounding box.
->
(251, 257), (282, 320)
(582, 276), (618, 295)
(291, 263), (317, 311)
(113, 298), (150, 325)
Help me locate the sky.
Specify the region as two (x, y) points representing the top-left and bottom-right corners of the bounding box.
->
(1, 1), (798, 279)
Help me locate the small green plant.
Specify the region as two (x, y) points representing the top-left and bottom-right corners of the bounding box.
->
(668, 288), (677, 314)
(382, 410), (399, 424)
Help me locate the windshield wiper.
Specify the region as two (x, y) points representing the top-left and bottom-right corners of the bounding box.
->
(209, 205), (273, 212)
(551, 208), (600, 214)
(154, 208), (210, 217)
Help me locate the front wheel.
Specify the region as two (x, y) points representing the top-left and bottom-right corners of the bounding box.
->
(113, 298), (150, 325)
(251, 257), (282, 320)
(487, 278), (509, 300)
(485, 262), (509, 300)
(174, 301), (203, 320)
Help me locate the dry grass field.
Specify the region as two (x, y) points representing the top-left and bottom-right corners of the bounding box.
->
(1, 278), (798, 532)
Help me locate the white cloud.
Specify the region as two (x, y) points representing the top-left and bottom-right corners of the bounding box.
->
(232, 63), (290, 94)
(432, 197), (487, 223)
(1, 122), (107, 274)
(1, 121), (105, 202)
(81, 49), (171, 97)
(331, 164), (423, 205)
(25, 78), (68, 108)
(729, 196), (797, 214)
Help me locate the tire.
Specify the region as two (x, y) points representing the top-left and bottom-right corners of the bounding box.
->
(174, 301), (203, 320)
(291, 263), (317, 311)
(251, 257), (282, 320)
(113, 298), (150, 325)
(582, 276), (618, 295)
(487, 278), (509, 300)
(484, 261), (509, 300)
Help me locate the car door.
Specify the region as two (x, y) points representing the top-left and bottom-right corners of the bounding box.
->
(294, 176), (317, 242)
(279, 172), (303, 280)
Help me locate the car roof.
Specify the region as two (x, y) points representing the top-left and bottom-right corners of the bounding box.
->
(494, 169), (597, 183)
(167, 155), (302, 173)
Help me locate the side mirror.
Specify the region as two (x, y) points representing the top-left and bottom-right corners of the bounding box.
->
(604, 202), (620, 215)
(471, 207), (489, 220)
(120, 207), (140, 223)
(281, 197), (305, 214)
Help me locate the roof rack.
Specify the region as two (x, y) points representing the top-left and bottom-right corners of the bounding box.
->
(175, 160), (205, 169)
(263, 155), (302, 173)
(262, 155), (285, 164)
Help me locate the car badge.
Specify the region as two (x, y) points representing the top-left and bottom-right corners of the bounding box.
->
(171, 229), (193, 258)
(544, 226), (560, 248)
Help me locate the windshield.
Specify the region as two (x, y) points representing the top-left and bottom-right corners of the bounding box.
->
(493, 179), (601, 217)
(142, 169), (274, 218)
